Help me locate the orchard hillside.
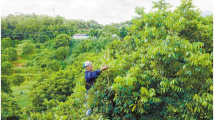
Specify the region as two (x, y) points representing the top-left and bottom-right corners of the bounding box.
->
(1, 0), (213, 119)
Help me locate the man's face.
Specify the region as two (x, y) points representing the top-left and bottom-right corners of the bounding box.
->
(86, 64), (93, 71)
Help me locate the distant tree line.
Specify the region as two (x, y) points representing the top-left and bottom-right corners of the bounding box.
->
(1, 13), (132, 42)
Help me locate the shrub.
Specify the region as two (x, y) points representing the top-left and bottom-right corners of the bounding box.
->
(54, 34), (70, 48)
(35, 43), (41, 49)
(1, 92), (21, 120)
(1, 61), (13, 75)
(47, 60), (60, 71)
(3, 47), (17, 61)
(36, 35), (49, 43)
(54, 46), (70, 60)
(1, 54), (11, 63)
(1, 75), (12, 94)
(22, 43), (34, 55)
(1, 37), (13, 49)
(13, 74), (25, 87)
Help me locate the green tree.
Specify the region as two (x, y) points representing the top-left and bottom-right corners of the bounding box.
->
(35, 35), (49, 43)
(152, 0), (172, 11)
(1, 61), (13, 75)
(54, 46), (70, 60)
(5, 14), (19, 29)
(1, 54), (11, 63)
(42, 16), (54, 26)
(54, 34), (70, 48)
(54, 15), (64, 25)
(28, 69), (75, 112)
(97, 29), (103, 38)
(1, 17), (8, 38)
(22, 43), (34, 55)
(1, 17), (8, 30)
(1, 37), (13, 50)
(174, 0), (213, 53)
(80, 1), (211, 119)
(119, 26), (128, 39)
(47, 60), (60, 71)
(3, 47), (17, 61)
(13, 74), (25, 87)
(14, 20), (26, 39)
(25, 18), (42, 38)
(1, 75), (12, 94)
(89, 28), (96, 36)
(103, 25), (119, 36)
(47, 0), (211, 119)
(12, 39), (19, 47)
(1, 92), (21, 120)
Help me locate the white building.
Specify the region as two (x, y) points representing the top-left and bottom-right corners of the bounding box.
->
(73, 34), (88, 39)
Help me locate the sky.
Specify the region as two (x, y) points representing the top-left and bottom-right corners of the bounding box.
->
(1, 0), (213, 25)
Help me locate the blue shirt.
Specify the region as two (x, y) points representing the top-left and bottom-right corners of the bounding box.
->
(85, 69), (101, 90)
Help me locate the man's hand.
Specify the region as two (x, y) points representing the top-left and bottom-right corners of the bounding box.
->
(100, 65), (110, 72)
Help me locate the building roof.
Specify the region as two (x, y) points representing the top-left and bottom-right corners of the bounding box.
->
(73, 34), (88, 36)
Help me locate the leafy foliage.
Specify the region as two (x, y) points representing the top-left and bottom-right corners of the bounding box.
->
(1, 37), (13, 50)
(3, 47), (17, 61)
(28, 69), (76, 113)
(1, 54), (11, 63)
(1, 61), (13, 75)
(35, 35), (49, 43)
(54, 34), (71, 48)
(22, 43), (34, 55)
(1, 92), (21, 120)
(47, 60), (60, 71)
(37, 0), (212, 119)
(1, 0), (212, 119)
(1, 75), (12, 94)
(119, 26), (128, 39)
(54, 46), (70, 60)
(13, 74), (25, 87)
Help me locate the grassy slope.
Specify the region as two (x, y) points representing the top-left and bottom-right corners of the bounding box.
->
(10, 41), (40, 109)
(11, 79), (37, 107)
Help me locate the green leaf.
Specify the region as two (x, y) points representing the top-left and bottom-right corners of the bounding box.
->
(132, 104), (136, 112)
(140, 87), (149, 96)
(140, 97), (148, 103)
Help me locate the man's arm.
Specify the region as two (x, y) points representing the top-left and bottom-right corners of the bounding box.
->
(100, 65), (109, 72)
(86, 66), (109, 82)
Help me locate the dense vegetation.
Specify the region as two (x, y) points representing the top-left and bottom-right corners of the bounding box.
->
(1, 0), (213, 119)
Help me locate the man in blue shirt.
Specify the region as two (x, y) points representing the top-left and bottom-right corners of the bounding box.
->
(83, 61), (109, 116)
(84, 61), (109, 90)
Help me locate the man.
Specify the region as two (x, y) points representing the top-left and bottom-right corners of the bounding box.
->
(83, 61), (109, 116)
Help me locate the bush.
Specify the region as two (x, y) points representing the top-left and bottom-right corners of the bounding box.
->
(33, 56), (42, 66)
(1, 54), (11, 63)
(28, 69), (75, 112)
(12, 39), (20, 47)
(35, 43), (41, 49)
(35, 35), (49, 43)
(1, 75), (12, 94)
(54, 34), (70, 48)
(1, 92), (21, 120)
(3, 47), (17, 61)
(1, 37), (13, 49)
(22, 43), (34, 55)
(54, 46), (70, 60)
(47, 60), (60, 71)
(13, 74), (25, 87)
(1, 61), (13, 75)
(26, 60), (34, 67)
